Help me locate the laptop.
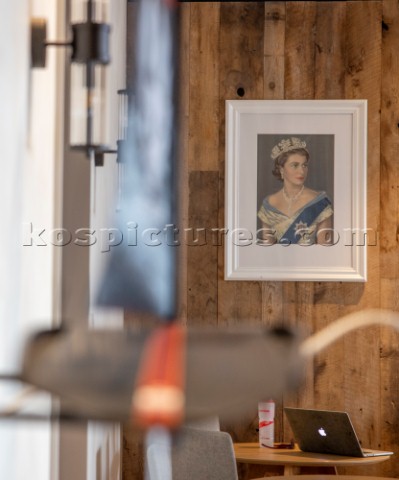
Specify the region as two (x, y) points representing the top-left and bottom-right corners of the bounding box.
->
(284, 407), (393, 458)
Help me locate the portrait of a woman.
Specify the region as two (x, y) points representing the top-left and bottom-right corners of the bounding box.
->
(257, 137), (334, 245)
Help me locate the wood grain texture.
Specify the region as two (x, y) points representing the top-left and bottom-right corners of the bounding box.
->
(122, 428), (144, 480)
(177, 3), (190, 323)
(285, 2), (317, 99)
(282, 3), (317, 435)
(282, 282), (315, 431)
(262, 3), (287, 452)
(380, 0), (399, 279)
(218, 2), (264, 102)
(312, 2), (347, 416)
(261, 1), (285, 329)
(264, 2), (285, 99)
(217, 6), (264, 474)
(380, 0), (399, 476)
(314, 2), (347, 100)
(380, 279), (399, 477)
(187, 171), (219, 326)
(217, 2), (264, 331)
(188, 3), (220, 171)
(340, 2), (382, 475)
(122, 2), (399, 479)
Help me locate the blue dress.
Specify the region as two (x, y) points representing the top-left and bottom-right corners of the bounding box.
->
(257, 191), (333, 245)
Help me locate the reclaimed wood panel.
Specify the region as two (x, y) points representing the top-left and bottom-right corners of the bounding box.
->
(282, 281), (315, 439)
(217, 1), (264, 330)
(380, 0), (399, 476)
(122, 428), (144, 480)
(185, 5), (220, 326)
(380, 0), (399, 280)
(285, 2), (317, 100)
(312, 2), (347, 415)
(188, 3), (220, 172)
(217, 4), (264, 476)
(187, 171), (219, 326)
(282, 4), (317, 440)
(262, 2), (286, 449)
(185, 3), (220, 325)
(380, 279), (399, 477)
(314, 2), (347, 100)
(177, 2), (190, 323)
(341, 2), (382, 475)
(122, 2), (399, 479)
(264, 2), (285, 100)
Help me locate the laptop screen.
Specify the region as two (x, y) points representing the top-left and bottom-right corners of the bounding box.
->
(284, 407), (365, 457)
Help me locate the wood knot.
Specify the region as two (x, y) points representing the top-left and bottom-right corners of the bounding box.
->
(347, 57), (364, 76)
(266, 11), (281, 21)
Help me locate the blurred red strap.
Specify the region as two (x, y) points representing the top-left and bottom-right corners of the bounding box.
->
(131, 323), (186, 429)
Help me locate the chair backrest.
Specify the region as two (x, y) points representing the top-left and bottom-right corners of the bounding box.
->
(171, 427), (238, 480)
(183, 415), (220, 431)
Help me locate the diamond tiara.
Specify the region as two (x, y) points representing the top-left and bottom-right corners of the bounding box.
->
(270, 137), (307, 160)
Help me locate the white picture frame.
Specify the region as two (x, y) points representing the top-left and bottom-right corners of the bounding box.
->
(225, 99), (368, 282)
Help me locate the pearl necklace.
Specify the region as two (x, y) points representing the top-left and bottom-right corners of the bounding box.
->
(283, 185), (304, 215)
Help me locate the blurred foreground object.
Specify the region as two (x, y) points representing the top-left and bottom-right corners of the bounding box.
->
(132, 324), (186, 429)
(18, 325), (302, 424)
(96, 0), (179, 319)
(4, 308), (399, 425)
(300, 308), (399, 358)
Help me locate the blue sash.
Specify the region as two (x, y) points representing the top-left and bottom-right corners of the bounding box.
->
(280, 196), (331, 244)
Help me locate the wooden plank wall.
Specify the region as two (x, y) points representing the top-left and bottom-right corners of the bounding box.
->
(124, 1), (399, 478)
(181, 1), (398, 479)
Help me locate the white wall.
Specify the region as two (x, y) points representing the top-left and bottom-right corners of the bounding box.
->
(87, 0), (126, 478)
(59, 1), (126, 479)
(0, 0), (126, 477)
(0, 0), (29, 375)
(0, 3), (32, 479)
(0, 0), (64, 478)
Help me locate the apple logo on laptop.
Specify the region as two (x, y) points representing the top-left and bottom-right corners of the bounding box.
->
(318, 427), (327, 437)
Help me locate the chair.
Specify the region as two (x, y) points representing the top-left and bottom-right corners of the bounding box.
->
(183, 415), (220, 432)
(145, 426), (238, 480)
(172, 427), (239, 480)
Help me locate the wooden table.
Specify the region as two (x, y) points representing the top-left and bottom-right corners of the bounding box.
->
(234, 443), (392, 476)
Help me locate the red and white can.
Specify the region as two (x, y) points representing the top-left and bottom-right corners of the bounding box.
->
(258, 400), (275, 448)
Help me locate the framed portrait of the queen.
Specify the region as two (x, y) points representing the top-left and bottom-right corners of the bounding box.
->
(224, 100), (368, 282)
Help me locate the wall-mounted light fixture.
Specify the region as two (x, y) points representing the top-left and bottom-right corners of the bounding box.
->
(91, 88), (130, 167)
(31, 0), (125, 166)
